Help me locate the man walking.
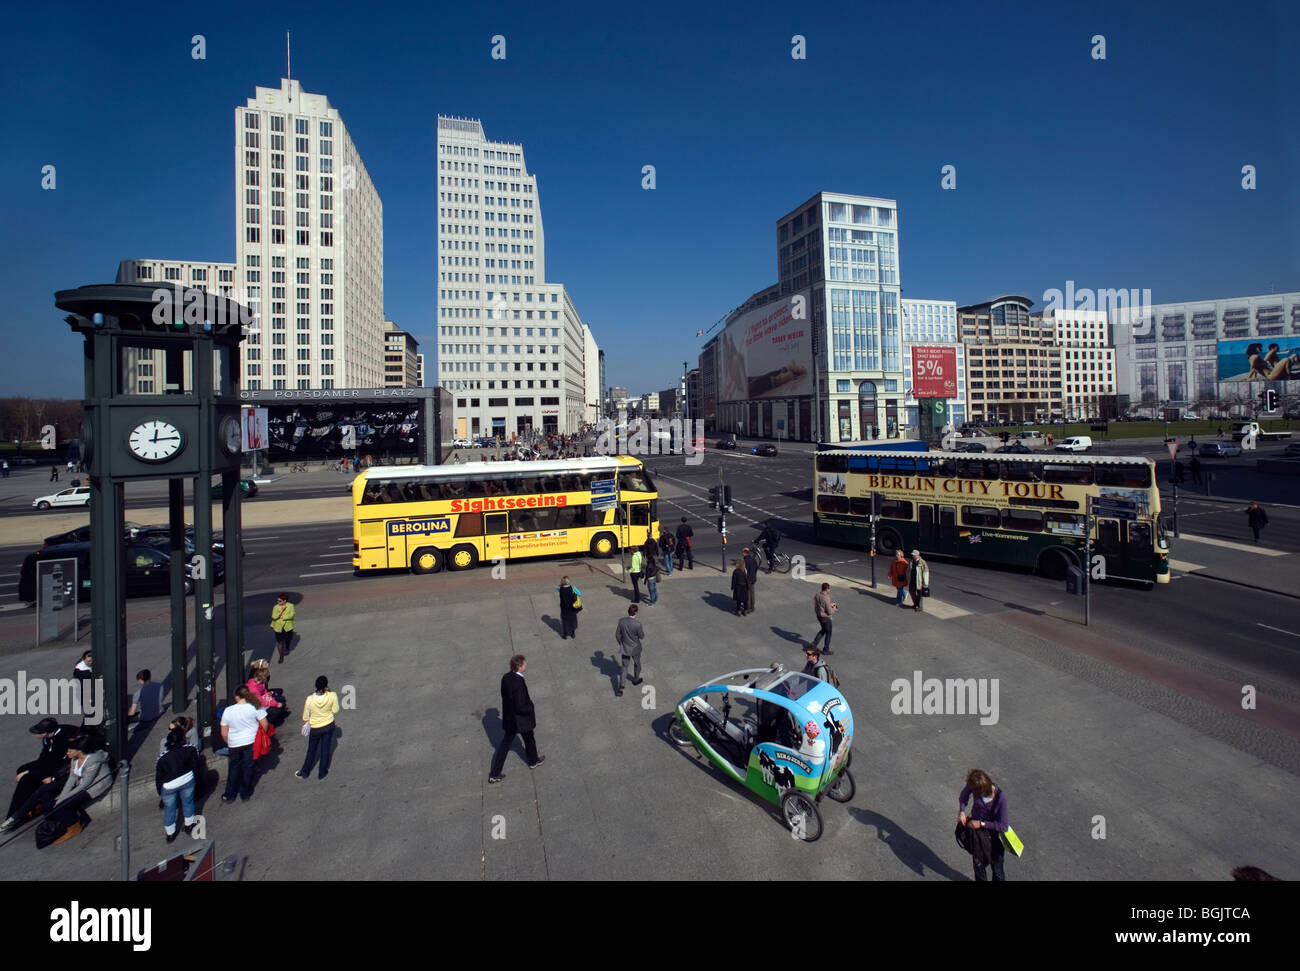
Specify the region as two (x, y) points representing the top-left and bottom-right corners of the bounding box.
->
(1190, 455), (1202, 485)
(908, 549), (931, 612)
(220, 686), (269, 803)
(730, 558), (751, 616)
(488, 654), (543, 783)
(887, 549), (909, 607)
(809, 582), (836, 654)
(743, 546), (760, 614)
(675, 516), (694, 570)
(629, 546), (644, 603)
(658, 527), (675, 576)
(1245, 501), (1269, 543)
(614, 604), (645, 697)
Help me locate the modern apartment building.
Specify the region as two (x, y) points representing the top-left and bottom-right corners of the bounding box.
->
(236, 78), (385, 391)
(434, 115), (595, 437)
(115, 258), (238, 393)
(383, 320), (421, 388)
(958, 296), (1063, 422)
(901, 298), (964, 431)
(1041, 309), (1116, 420)
(1111, 292), (1300, 410)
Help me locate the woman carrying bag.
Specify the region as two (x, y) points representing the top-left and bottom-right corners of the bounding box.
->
(956, 768), (1020, 881)
(270, 593), (295, 663)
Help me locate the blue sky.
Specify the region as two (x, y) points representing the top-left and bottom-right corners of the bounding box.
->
(1, 0), (1295, 398)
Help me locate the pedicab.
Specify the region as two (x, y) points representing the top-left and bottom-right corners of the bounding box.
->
(670, 664), (854, 841)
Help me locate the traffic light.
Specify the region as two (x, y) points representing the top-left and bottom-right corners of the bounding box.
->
(723, 485), (733, 512)
(1264, 388), (1279, 413)
(708, 486), (720, 509)
(717, 516), (725, 533)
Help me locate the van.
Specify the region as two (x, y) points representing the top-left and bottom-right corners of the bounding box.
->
(1054, 436), (1093, 453)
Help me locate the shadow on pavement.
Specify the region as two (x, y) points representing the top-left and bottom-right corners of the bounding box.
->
(848, 806), (970, 881)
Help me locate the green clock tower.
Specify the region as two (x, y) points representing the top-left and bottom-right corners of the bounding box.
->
(56, 283), (249, 766)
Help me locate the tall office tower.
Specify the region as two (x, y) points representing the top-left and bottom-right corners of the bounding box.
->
(435, 115), (591, 438)
(1042, 308), (1116, 420)
(116, 258), (238, 393)
(236, 78), (384, 391)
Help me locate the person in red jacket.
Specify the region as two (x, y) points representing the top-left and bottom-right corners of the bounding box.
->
(887, 549), (909, 607)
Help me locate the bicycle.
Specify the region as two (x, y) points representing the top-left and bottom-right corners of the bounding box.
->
(757, 540), (792, 574)
(289, 462), (309, 473)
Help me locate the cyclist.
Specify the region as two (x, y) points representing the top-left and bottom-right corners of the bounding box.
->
(757, 520), (782, 573)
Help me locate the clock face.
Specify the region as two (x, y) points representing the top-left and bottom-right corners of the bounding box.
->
(219, 416), (242, 455)
(128, 419), (185, 463)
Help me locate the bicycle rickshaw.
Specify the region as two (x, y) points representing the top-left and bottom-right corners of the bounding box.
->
(670, 665), (854, 841)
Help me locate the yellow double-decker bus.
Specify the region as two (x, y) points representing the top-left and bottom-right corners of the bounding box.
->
(352, 455), (660, 573)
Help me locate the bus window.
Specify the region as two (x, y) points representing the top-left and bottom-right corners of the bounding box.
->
(1095, 519), (1121, 556)
(817, 495), (850, 514)
(629, 504), (650, 526)
(539, 474), (562, 492)
(455, 512), (483, 537)
(1001, 508), (1043, 532)
(512, 508), (558, 531)
(484, 478), (504, 496)
(962, 505), (1000, 528)
(816, 453), (849, 474)
(1096, 465), (1151, 488)
(1127, 522), (1153, 558)
(932, 459), (957, 479)
(517, 476), (541, 494)
(484, 512), (508, 535)
(957, 460), (996, 480)
(878, 499), (914, 520)
(1043, 465), (1093, 486)
(561, 473), (584, 492)
(849, 497), (872, 517)
(401, 481), (421, 502)
(621, 468), (656, 493)
(554, 505), (590, 529)
(418, 480), (441, 501)
(1001, 462), (1039, 482)
(1045, 513), (1085, 536)
(649, 499), (659, 524)
(385, 482), (404, 503)
(465, 478), (487, 498)
(363, 484), (384, 505)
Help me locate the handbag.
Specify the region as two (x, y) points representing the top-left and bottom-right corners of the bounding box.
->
(572, 587), (583, 612)
(301, 720), (311, 737)
(954, 821), (973, 854)
(922, 586), (931, 597)
(252, 723), (275, 761)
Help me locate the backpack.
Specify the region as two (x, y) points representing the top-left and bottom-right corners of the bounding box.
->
(818, 662), (841, 689)
(35, 807), (88, 849)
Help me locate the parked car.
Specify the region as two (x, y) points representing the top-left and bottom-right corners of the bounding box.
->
(750, 444), (778, 457)
(953, 442), (987, 453)
(132, 523), (226, 557)
(1016, 431), (1044, 440)
(1054, 436), (1093, 453)
(18, 541), (207, 604)
(475, 436), (497, 448)
(210, 477), (258, 499)
(8, 455), (38, 466)
(715, 436), (738, 450)
(450, 438), (474, 449)
(995, 442), (1032, 454)
(1197, 442), (1242, 458)
(1283, 442), (1300, 457)
(31, 486), (90, 510)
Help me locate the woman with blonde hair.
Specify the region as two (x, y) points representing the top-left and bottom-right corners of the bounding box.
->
(247, 659), (287, 727)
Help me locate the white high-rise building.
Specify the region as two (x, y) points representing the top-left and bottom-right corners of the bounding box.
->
(236, 78), (384, 391)
(435, 115), (594, 437)
(901, 298), (964, 431)
(582, 324), (600, 424)
(1043, 308), (1116, 420)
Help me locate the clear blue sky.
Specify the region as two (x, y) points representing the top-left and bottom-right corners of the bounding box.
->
(1, 0), (1296, 399)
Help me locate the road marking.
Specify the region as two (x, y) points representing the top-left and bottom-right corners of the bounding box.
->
(1168, 559), (1206, 572)
(327, 544), (352, 549)
(1257, 623), (1300, 638)
(0, 573), (17, 579)
(298, 570), (355, 577)
(1177, 534), (1287, 556)
(0, 603), (27, 612)
(0, 582), (16, 588)
(316, 552), (353, 558)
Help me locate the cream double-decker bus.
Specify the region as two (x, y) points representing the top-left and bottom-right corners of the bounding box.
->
(352, 455), (659, 574)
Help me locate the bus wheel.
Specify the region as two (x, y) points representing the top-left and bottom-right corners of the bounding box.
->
(411, 547), (443, 574)
(1037, 548), (1075, 581)
(589, 532), (618, 558)
(448, 544), (478, 571)
(876, 528), (902, 555)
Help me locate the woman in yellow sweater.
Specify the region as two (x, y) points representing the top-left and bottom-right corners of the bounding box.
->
(295, 675), (340, 781)
(270, 594), (295, 663)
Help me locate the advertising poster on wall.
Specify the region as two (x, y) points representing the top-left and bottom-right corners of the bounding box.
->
(1217, 339), (1300, 383)
(241, 406), (268, 451)
(719, 293), (814, 402)
(911, 346), (958, 397)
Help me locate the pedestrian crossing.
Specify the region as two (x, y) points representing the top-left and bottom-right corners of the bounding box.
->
(795, 570), (973, 620)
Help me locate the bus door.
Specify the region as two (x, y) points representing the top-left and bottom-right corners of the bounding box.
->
(1094, 518), (1122, 576)
(1123, 521), (1155, 580)
(357, 519), (389, 570)
(622, 501), (651, 548)
(919, 505), (958, 555)
(483, 512), (510, 561)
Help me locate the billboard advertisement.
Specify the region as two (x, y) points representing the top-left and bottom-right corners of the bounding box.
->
(241, 406), (268, 451)
(911, 346), (958, 398)
(264, 403), (421, 461)
(1217, 339), (1300, 382)
(718, 293), (813, 403)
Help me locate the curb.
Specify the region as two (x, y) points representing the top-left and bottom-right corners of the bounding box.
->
(1182, 570), (1300, 602)
(1162, 491), (1300, 510)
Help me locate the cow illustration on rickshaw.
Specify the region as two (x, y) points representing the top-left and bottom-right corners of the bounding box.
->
(670, 664), (854, 841)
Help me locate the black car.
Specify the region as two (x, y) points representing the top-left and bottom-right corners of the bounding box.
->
(954, 442), (988, 452)
(750, 444), (778, 456)
(715, 437), (738, 450)
(18, 541), (206, 604)
(211, 477), (258, 499)
(44, 521), (145, 549)
(133, 523), (226, 557)
(995, 442), (1032, 454)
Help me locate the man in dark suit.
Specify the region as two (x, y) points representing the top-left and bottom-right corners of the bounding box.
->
(488, 654), (544, 783)
(5, 718), (75, 823)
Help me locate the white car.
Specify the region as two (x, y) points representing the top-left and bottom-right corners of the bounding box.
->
(450, 438), (474, 449)
(32, 486), (91, 510)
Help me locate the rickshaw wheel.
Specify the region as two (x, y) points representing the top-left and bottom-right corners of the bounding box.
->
(668, 718), (693, 746)
(780, 790), (823, 842)
(826, 768), (855, 803)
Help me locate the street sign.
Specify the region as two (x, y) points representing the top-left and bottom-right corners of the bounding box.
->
(1166, 440), (1179, 461)
(590, 477), (617, 511)
(1092, 506), (1138, 521)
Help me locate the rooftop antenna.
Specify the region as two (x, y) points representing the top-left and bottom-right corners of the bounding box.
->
(286, 30), (291, 99)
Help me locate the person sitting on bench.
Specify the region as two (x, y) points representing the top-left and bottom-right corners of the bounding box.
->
(1, 733), (112, 832)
